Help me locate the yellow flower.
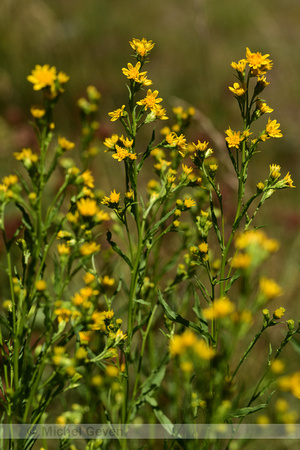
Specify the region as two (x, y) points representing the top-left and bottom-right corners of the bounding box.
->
(112, 145), (137, 162)
(67, 211), (80, 224)
(231, 59), (247, 73)
(80, 242), (101, 256)
(245, 47), (273, 74)
(273, 307), (285, 319)
(182, 164), (193, 175)
(202, 297), (235, 320)
(228, 82), (246, 96)
(103, 134), (119, 150)
(58, 136), (75, 151)
(198, 242), (208, 253)
(137, 89), (163, 111)
(108, 105), (126, 121)
(2, 175), (18, 187)
(259, 277), (282, 300)
(122, 62), (147, 82)
(106, 365), (119, 378)
(57, 243), (71, 255)
(225, 127), (243, 148)
(30, 106), (46, 118)
(278, 372), (300, 398)
(35, 280), (47, 291)
(256, 182), (265, 191)
(194, 340), (216, 360)
(100, 275), (115, 287)
(270, 359), (285, 374)
(269, 164), (281, 180)
(129, 38), (155, 58)
(79, 170), (95, 188)
(77, 198), (99, 216)
(282, 172), (295, 188)
(184, 197), (196, 209)
(83, 272), (95, 284)
(75, 347), (88, 360)
(91, 375), (103, 386)
(256, 100), (273, 114)
(57, 71), (70, 84)
(13, 148), (38, 164)
(151, 104), (168, 120)
(27, 64), (57, 90)
(119, 135), (134, 148)
(54, 308), (72, 323)
(102, 190), (120, 205)
(79, 331), (92, 343)
(230, 252), (251, 269)
(265, 118), (282, 138)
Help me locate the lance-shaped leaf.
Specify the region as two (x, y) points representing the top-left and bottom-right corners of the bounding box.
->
(226, 391), (275, 419)
(158, 290), (213, 343)
(106, 230), (133, 269)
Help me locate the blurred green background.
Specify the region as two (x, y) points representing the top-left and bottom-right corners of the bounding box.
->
(1, 0), (300, 310)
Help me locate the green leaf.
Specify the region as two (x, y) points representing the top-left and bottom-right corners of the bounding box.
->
(106, 230), (133, 269)
(145, 208), (176, 241)
(158, 290), (212, 342)
(209, 191), (222, 247)
(141, 352), (169, 396)
(135, 298), (152, 307)
(226, 391), (275, 419)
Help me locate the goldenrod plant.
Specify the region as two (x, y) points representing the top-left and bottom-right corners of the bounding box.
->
(0, 39), (299, 450)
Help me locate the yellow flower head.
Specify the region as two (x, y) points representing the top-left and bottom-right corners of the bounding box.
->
(270, 359), (285, 374)
(77, 198), (99, 217)
(30, 106), (46, 119)
(35, 280), (47, 291)
(228, 82), (246, 96)
(57, 243), (71, 255)
(245, 48), (273, 75)
(108, 105), (126, 122)
(230, 252), (251, 269)
(231, 59), (247, 73)
(129, 38), (155, 58)
(256, 100), (273, 114)
(102, 189), (120, 205)
(27, 64), (57, 91)
(80, 241), (101, 256)
(273, 307), (285, 319)
(2, 175), (18, 187)
(225, 127), (243, 148)
(112, 145), (137, 162)
(202, 297), (235, 320)
(103, 134), (119, 150)
(58, 136), (75, 151)
(282, 172), (295, 188)
(269, 164), (281, 180)
(194, 340), (216, 360)
(265, 118), (282, 138)
(14, 148), (38, 165)
(184, 197), (196, 209)
(122, 62), (147, 82)
(137, 89), (162, 111)
(259, 277), (283, 300)
(198, 242), (208, 253)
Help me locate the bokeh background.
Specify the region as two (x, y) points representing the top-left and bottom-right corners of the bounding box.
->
(1, 0), (299, 314)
